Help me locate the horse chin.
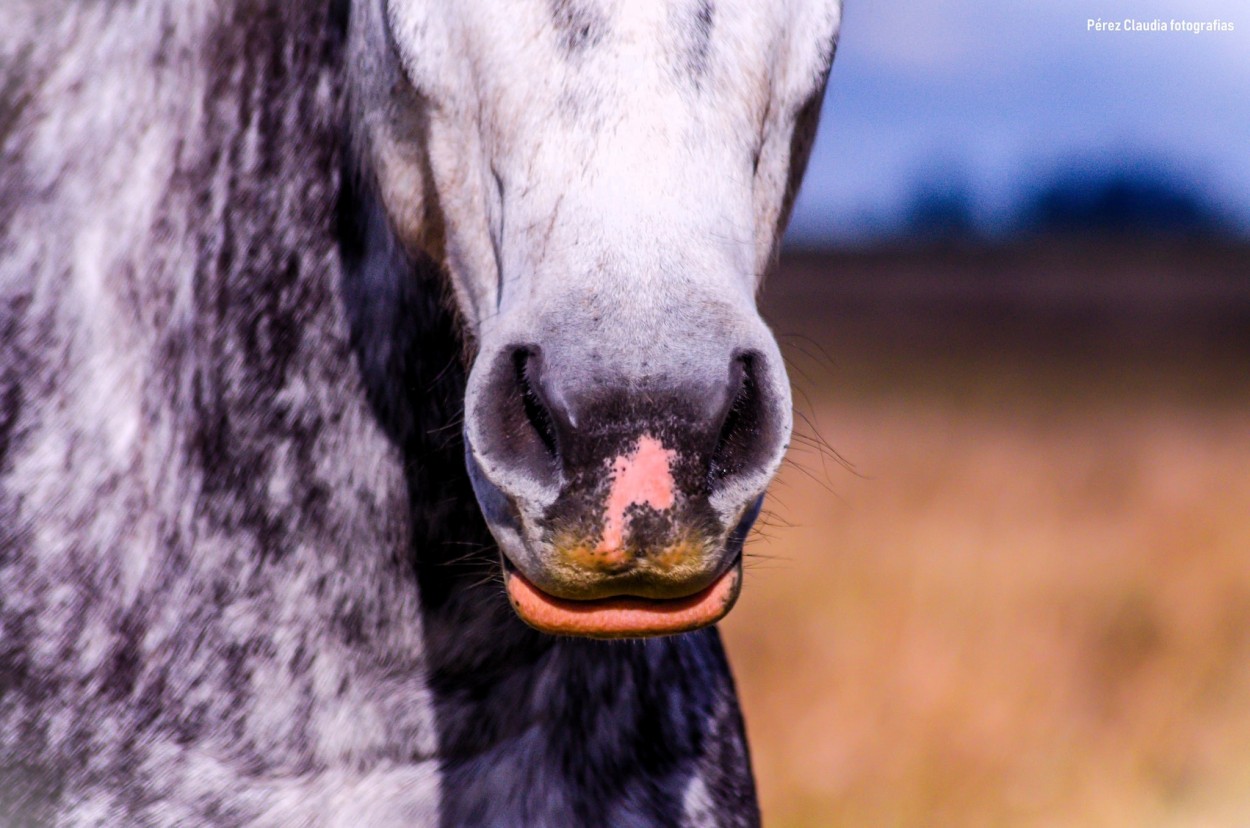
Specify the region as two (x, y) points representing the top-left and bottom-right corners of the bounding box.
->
(503, 560), (742, 639)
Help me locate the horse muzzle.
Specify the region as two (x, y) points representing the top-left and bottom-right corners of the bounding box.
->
(464, 321), (790, 638)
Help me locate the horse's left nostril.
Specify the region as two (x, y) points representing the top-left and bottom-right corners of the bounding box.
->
(708, 352), (770, 487)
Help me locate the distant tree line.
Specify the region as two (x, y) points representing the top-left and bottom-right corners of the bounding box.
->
(905, 159), (1238, 242)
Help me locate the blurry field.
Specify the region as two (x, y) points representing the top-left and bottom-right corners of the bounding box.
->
(721, 241), (1250, 827)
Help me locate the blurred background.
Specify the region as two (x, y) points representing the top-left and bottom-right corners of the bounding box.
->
(719, 1), (1250, 825)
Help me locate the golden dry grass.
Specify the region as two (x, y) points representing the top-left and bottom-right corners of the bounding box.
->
(723, 249), (1250, 826)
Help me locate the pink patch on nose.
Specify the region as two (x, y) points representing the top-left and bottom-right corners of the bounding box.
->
(599, 435), (677, 553)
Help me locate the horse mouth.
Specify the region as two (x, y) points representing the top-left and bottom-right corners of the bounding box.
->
(503, 559), (742, 639)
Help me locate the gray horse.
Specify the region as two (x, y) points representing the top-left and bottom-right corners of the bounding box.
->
(0, 1), (839, 823)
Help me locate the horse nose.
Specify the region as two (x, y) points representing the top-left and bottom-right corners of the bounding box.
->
(480, 345), (776, 507)
(464, 328), (791, 625)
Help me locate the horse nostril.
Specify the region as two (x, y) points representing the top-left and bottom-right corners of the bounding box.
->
(709, 352), (769, 486)
(513, 348), (559, 461)
(476, 345), (561, 485)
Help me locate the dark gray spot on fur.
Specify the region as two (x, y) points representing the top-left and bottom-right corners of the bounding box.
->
(690, 1), (715, 77)
(668, 0), (716, 88)
(549, 0), (608, 54)
(0, 759), (63, 827)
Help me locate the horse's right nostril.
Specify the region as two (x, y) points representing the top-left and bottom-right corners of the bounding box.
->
(477, 346), (562, 485)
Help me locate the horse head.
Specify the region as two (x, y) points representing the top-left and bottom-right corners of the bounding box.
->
(350, 0), (840, 637)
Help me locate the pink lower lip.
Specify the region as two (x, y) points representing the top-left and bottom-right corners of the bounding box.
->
(504, 564), (742, 639)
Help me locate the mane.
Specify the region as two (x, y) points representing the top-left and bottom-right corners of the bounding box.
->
(0, 2), (757, 823)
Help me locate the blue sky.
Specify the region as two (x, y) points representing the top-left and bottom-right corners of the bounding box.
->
(786, 0), (1250, 244)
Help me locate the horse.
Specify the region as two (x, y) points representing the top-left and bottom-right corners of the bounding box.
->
(0, 1), (840, 823)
